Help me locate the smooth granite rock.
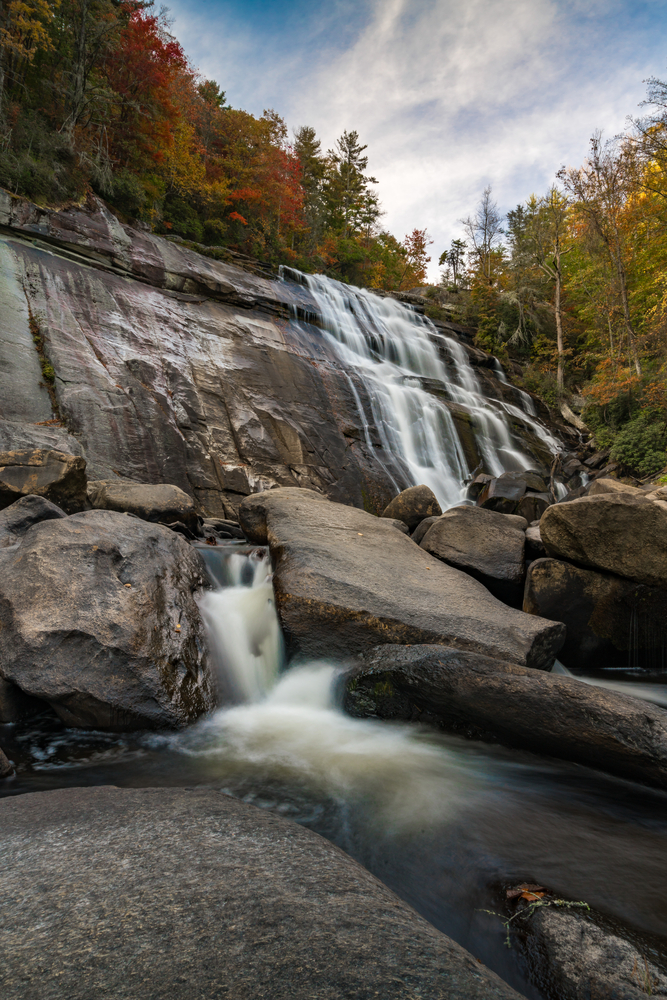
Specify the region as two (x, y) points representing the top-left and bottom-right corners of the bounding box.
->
(87, 479), (199, 531)
(0, 493), (67, 547)
(0, 448), (87, 512)
(381, 484), (442, 530)
(0, 510), (214, 729)
(587, 477), (641, 497)
(0, 786), (521, 1000)
(540, 493), (667, 587)
(239, 488), (565, 669)
(344, 644), (667, 790)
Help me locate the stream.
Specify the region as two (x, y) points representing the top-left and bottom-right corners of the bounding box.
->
(3, 542), (667, 999)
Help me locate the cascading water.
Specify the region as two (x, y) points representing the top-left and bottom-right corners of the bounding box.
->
(289, 271), (562, 508)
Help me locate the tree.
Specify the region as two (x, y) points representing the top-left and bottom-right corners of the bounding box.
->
(528, 187), (572, 391)
(325, 129), (379, 237)
(0, 0), (57, 111)
(439, 238), (466, 290)
(461, 185), (503, 285)
(399, 228), (432, 288)
(559, 133), (642, 375)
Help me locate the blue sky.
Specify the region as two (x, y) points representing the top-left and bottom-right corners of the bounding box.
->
(167, 0), (667, 279)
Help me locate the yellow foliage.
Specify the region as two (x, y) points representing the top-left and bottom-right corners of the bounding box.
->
(0, 0), (58, 62)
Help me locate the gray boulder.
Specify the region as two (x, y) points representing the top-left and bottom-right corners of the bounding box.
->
(524, 558), (667, 671)
(0, 448), (87, 513)
(412, 514), (439, 544)
(381, 484), (442, 530)
(239, 488), (564, 669)
(0, 493), (67, 547)
(478, 476), (527, 514)
(515, 492), (551, 523)
(524, 524), (546, 561)
(87, 479), (199, 532)
(420, 505), (527, 606)
(0, 786), (521, 1000)
(540, 493), (667, 587)
(587, 477), (641, 496)
(0, 509), (214, 729)
(344, 644), (667, 790)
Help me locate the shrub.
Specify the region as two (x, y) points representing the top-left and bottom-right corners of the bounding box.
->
(610, 412), (667, 476)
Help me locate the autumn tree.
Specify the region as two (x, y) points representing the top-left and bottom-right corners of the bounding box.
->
(461, 186), (504, 285)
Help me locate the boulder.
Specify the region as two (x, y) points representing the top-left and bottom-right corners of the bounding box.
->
(646, 485), (667, 501)
(0, 449), (87, 513)
(0, 509), (214, 730)
(239, 488), (564, 670)
(201, 517), (245, 539)
(540, 493), (667, 587)
(524, 524), (546, 561)
(0, 676), (46, 723)
(420, 505), (527, 606)
(411, 514), (440, 544)
(0, 746), (13, 777)
(515, 492), (551, 523)
(523, 558), (667, 671)
(344, 644), (667, 790)
(466, 472), (493, 501)
(0, 493), (67, 547)
(523, 908), (667, 1000)
(478, 476), (526, 514)
(584, 449), (611, 469)
(587, 477), (641, 496)
(0, 786), (521, 1000)
(87, 479), (199, 532)
(381, 484), (442, 530)
(501, 470), (547, 493)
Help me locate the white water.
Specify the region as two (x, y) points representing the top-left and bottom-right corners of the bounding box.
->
(193, 547), (476, 831)
(292, 272), (562, 509)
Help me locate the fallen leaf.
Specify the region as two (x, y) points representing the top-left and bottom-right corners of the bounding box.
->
(124, 583), (132, 588)
(506, 883), (546, 900)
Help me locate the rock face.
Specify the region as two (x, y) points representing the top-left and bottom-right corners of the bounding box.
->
(540, 493), (667, 587)
(239, 488), (565, 669)
(0, 493), (67, 547)
(344, 644), (667, 790)
(0, 786), (522, 1000)
(524, 558), (667, 671)
(0, 448), (87, 512)
(87, 479), (199, 531)
(524, 909), (667, 1000)
(381, 484), (442, 530)
(420, 505), (527, 606)
(0, 509), (213, 729)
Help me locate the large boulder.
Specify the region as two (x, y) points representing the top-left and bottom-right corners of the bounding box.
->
(381, 484), (442, 530)
(239, 488), (565, 669)
(0, 786), (521, 1000)
(344, 644), (667, 790)
(0, 509), (214, 729)
(0, 493), (67, 547)
(0, 448), (87, 513)
(420, 505), (527, 606)
(87, 479), (199, 532)
(587, 477), (641, 496)
(523, 558), (667, 671)
(478, 475), (527, 514)
(540, 493), (667, 587)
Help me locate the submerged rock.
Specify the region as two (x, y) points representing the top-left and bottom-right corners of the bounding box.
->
(381, 484), (442, 530)
(524, 558), (667, 671)
(420, 505), (527, 606)
(344, 644), (667, 790)
(87, 479), (199, 532)
(0, 786), (522, 1000)
(0, 448), (87, 513)
(541, 493), (667, 587)
(0, 509), (214, 730)
(239, 488), (564, 669)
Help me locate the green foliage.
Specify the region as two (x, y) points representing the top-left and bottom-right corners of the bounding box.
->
(0, 109), (83, 203)
(610, 412), (667, 475)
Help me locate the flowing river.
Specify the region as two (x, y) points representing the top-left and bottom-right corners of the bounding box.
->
(4, 544), (667, 999)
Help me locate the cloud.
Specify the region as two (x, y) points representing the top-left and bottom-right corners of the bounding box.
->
(169, 0), (667, 279)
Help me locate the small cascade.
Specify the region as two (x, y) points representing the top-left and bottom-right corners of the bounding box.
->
(289, 270), (562, 508)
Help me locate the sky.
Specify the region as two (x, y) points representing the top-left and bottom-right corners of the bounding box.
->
(167, 0), (667, 280)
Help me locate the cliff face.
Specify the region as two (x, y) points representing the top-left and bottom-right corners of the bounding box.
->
(0, 193), (403, 516)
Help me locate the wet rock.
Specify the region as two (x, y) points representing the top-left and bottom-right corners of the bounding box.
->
(502, 470), (547, 493)
(420, 505), (527, 606)
(516, 492), (551, 523)
(588, 477), (641, 496)
(87, 480), (199, 532)
(412, 514), (440, 544)
(0, 493), (67, 547)
(584, 448), (611, 469)
(0, 746), (13, 778)
(541, 493), (667, 587)
(523, 558), (667, 671)
(0, 449), (87, 513)
(0, 786), (522, 1000)
(0, 509), (214, 730)
(525, 908), (667, 1000)
(344, 644), (667, 790)
(524, 524), (546, 561)
(478, 476), (527, 514)
(201, 517), (245, 539)
(466, 472), (494, 501)
(239, 488), (564, 669)
(381, 484), (442, 530)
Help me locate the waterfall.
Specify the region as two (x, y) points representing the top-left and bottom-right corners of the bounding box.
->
(289, 271), (562, 509)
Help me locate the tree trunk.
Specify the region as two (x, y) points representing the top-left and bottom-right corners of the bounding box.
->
(554, 263), (564, 393)
(614, 253), (642, 376)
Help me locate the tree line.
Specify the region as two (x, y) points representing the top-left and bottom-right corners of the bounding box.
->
(436, 85), (667, 476)
(0, 0), (431, 287)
